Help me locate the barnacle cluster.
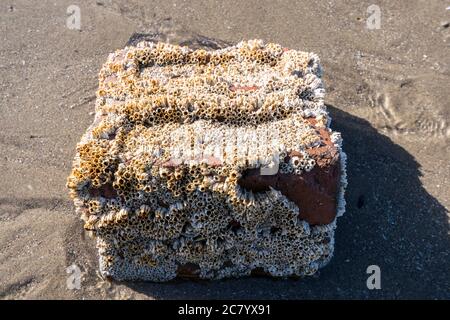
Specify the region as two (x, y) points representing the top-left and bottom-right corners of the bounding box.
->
(67, 40), (347, 281)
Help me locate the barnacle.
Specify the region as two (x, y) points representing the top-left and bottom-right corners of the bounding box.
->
(67, 40), (347, 281)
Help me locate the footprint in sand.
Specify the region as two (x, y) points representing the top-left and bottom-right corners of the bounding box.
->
(366, 78), (449, 139)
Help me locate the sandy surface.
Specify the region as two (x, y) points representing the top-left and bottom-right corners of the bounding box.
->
(0, 0), (449, 299)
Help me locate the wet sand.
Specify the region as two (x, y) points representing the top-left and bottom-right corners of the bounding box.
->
(0, 0), (449, 299)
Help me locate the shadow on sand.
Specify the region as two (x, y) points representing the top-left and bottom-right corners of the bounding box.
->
(118, 34), (449, 299)
(121, 105), (449, 299)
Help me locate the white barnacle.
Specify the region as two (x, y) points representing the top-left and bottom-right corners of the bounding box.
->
(289, 156), (301, 168)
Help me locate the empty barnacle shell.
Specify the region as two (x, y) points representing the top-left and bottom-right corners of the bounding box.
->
(159, 167), (170, 179)
(299, 158), (307, 168)
(289, 156), (301, 168)
(115, 208), (130, 222)
(84, 214), (99, 230)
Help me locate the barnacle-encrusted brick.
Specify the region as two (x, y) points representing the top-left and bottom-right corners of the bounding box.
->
(67, 40), (347, 281)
